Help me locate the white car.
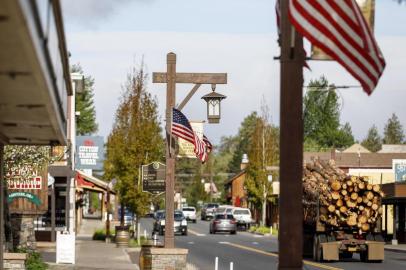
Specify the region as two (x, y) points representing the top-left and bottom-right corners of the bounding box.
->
(231, 207), (253, 230)
(182, 207), (197, 223)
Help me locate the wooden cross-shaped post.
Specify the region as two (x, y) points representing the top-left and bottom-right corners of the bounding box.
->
(153, 52), (227, 248)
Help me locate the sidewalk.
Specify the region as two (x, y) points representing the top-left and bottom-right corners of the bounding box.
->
(40, 219), (139, 270)
(384, 244), (406, 253)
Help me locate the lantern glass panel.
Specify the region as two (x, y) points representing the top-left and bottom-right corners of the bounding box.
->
(208, 100), (220, 116)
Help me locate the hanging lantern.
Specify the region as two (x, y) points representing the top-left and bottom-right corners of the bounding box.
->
(201, 84), (226, 124)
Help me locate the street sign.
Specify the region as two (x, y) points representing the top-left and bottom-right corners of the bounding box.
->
(393, 159), (406, 182)
(142, 162), (166, 194)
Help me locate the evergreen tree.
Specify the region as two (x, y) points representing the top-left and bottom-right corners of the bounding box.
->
(303, 76), (354, 149)
(71, 64), (98, 135)
(383, 113), (405, 144)
(104, 64), (164, 224)
(361, 125), (382, 152)
(228, 112), (259, 172)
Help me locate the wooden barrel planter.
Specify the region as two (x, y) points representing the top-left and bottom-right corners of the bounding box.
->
(115, 226), (129, 248)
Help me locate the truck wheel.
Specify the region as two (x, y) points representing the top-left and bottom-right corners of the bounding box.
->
(313, 235), (323, 262)
(360, 250), (368, 262)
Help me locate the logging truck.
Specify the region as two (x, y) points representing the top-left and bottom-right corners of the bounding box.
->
(303, 160), (385, 262)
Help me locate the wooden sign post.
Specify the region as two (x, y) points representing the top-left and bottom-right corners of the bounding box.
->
(278, 2), (305, 269)
(153, 53), (227, 248)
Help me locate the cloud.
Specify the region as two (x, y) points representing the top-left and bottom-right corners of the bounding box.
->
(61, 0), (149, 27)
(66, 30), (406, 145)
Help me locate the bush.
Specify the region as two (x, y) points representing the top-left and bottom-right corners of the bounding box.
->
(129, 236), (149, 247)
(26, 251), (48, 270)
(249, 226), (278, 235)
(256, 226), (270, 234)
(16, 248), (47, 270)
(93, 228), (116, 241)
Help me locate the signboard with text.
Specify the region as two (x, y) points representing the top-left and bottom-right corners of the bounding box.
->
(5, 166), (48, 214)
(393, 159), (406, 182)
(177, 121), (204, 158)
(75, 136), (104, 170)
(142, 162), (166, 194)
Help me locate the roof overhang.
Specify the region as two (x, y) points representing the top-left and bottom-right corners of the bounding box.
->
(0, 0), (71, 145)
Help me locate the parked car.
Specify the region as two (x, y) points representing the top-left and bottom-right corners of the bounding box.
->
(215, 205), (234, 215)
(182, 207), (197, 223)
(153, 210), (188, 236)
(153, 210), (165, 232)
(209, 213), (237, 234)
(201, 203), (219, 220)
(231, 207), (253, 230)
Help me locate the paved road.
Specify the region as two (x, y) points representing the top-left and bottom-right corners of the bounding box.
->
(140, 218), (406, 270)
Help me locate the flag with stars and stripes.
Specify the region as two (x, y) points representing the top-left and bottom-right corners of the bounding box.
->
(171, 108), (211, 163)
(285, 0), (385, 95)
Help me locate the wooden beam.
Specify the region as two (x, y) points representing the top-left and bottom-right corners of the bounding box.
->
(177, 84), (201, 111)
(153, 72), (227, 84)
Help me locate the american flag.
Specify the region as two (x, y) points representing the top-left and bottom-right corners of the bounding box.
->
(280, 0), (385, 95)
(171, 108), (211, 163)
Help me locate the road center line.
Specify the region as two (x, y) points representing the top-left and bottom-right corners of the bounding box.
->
(224, 242), (343, 270)
(188, 228), (206, 236)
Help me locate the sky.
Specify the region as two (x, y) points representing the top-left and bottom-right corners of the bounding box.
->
(61, 0), (406, 145)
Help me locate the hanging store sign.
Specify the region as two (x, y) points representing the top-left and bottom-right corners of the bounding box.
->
(311, 0), (376, 60)
(393, 159), (406, 182)
(7, 192), (42, 206)
(178, 121), (204, 158)
(6, 166), (42, 190)
(142, 162), (166, 194)
(75, 136), (104, 170)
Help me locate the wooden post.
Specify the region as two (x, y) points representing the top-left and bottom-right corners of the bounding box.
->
(106, 191), (110, 242)
(0, 144), (4, 270)
(51, 184), (56, 242)
(165, 52), (176, 248)
(278, 1), (304, 269)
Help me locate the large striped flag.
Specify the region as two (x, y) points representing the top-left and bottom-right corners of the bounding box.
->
(281, 0), (385, 95)
(171, 108), (211, 163)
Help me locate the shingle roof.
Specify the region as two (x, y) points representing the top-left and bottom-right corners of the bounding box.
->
(303, 152), (406, 168)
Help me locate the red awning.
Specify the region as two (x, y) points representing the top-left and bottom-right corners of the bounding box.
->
(76, 172), (94, 188)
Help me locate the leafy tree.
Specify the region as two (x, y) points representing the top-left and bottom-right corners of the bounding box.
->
(303, 76), (354, 149)
(104, 64), (164, 225)
(245, 103), (279, 225)
(71, 64), (98, 135)
(361, 125), (382, 152)
(383, 113), (405, 144)
(228, 112), (259, 172)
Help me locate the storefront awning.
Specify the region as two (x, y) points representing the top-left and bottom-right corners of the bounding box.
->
(75, 170), (115, 194)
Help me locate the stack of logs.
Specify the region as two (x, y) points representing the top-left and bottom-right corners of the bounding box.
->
(303, 159), (384, 232)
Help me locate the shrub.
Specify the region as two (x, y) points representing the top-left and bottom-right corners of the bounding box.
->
(26, 251), (48, 270)
(92, 228), (116, 241)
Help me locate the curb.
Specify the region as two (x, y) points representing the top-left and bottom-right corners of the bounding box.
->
(384, 247), (406, 254)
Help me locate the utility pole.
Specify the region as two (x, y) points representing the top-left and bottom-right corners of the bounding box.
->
(262, 121), (266, 226)
(278, 1), (305, 270)
(0, 144), (4, 270)
(153, 53), (227, 248)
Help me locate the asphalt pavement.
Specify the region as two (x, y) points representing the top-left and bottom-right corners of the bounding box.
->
(140, 217), (406, 270)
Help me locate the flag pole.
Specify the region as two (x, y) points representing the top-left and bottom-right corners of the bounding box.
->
(278, 1), (305, 269)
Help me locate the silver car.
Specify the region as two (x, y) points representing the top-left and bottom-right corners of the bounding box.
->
(209, 214), (237, 234)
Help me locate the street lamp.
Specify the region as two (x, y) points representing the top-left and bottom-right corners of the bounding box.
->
(201, 84), (226, 124)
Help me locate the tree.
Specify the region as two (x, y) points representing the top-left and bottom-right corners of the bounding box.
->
(361, 125), (382, 152)
(245, 102), (279, 225)
(104, 63), (164, 225)
(383, 113), (405, 144)
(228, 112), (259, 173)
(71, 64), (98, 135)
(303, 76), (354, 149)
